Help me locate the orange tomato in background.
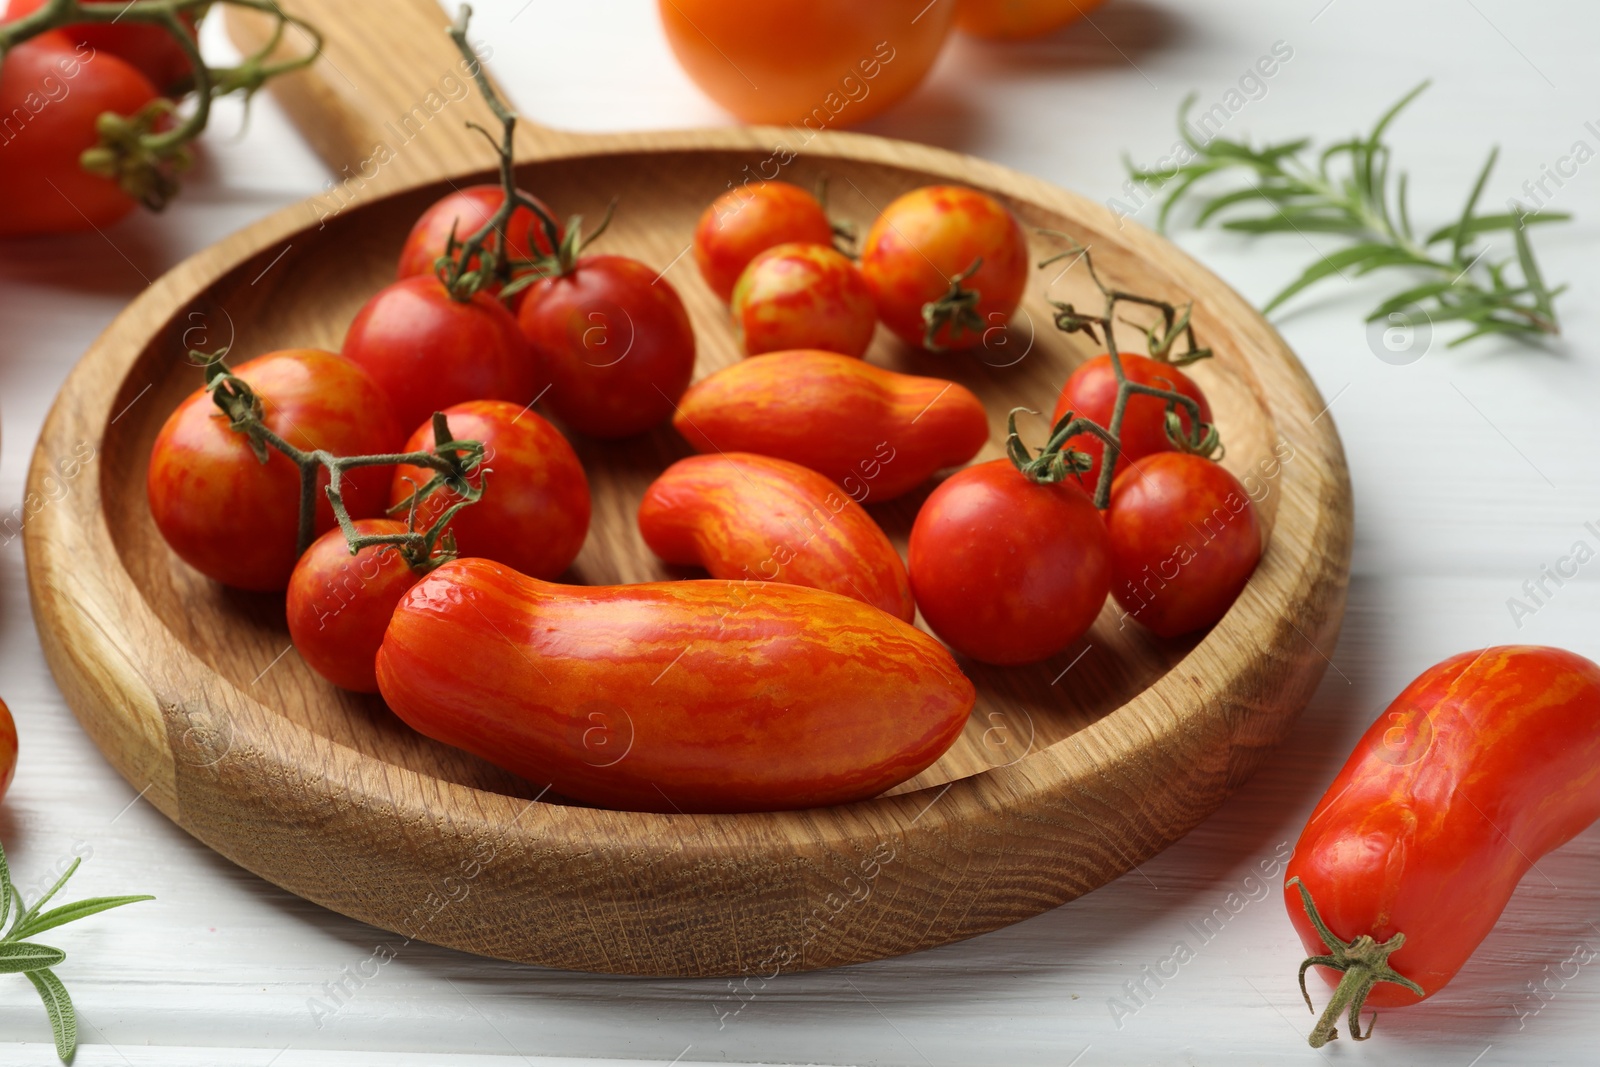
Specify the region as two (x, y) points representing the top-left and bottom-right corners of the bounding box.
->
(657, 0), (958, 127)
(956, 0), (1108, 40)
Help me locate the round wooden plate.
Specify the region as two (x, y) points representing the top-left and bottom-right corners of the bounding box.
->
(22, 0), (1350, 976)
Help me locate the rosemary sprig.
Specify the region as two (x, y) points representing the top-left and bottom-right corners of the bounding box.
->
(0, 841), (152, 1062)
(1128, 82), (1570, 348)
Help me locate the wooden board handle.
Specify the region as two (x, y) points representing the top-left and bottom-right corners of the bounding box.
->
(226, 0), (580, 191)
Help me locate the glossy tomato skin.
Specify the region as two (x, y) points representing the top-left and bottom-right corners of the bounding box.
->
(1288, 647), (1600, 1007)
(516, 255), (696, 439)
(1106, 453), (1261, 637)
(395, 185), (560, 312)
(1052, 354), (1212, 483)
(956, 0), (1107, 39)
(909, 460), (1110, 665)
(693, 181), (835, 301)
(376, 558), (973, 812)
(674, 350), (989, 502)
(0, 36), (155, 237)
(389, 400), (590, 581)
(0, 697), (15, 803)
(658, 0), (955, 127)
(286, 519), (421, 693)
(732, 243), (876, 358)
(639, 453), (913, 621)
(5, 0), (195, 92)
(860, 186), (1030, 351)
(342, 275), (537, 435)
(147, 349), (404, 591)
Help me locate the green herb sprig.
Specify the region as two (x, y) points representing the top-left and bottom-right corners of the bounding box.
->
(0, 841), (152, 1063)
(1129, 82), (1570, 348)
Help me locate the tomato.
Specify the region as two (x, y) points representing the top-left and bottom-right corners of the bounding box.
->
(389, 400), (590, 581)
(955, 0), (1107, 39)
(693, 181), (835, 302)
(516, 254), (696, 439)
(5, 0), (196, 93)
(1052, 354), (1212, 483)
(375, 558), (973, 812)
(731, 242), (876, 358)
(0, 697), (15, 803)
(147, 349), (404, 592)
(1285, 647), (1600, 1047)
(639, 452), (913, 620)
(860, 186), (1030, 351)
(395, 185), (560, 311)
(286, 519), (421, 693)
(658, 0), (956, 127)
(909, 459), (1109, 665)
(1105, 453), (1261, 637)
(342, 275), (537, 435)
(673, 350), (989, 502)
(0, 36), (156, 237)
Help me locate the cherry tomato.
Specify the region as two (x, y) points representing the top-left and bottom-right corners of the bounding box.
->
(0, 35), (156, 237)
(1286, 647), (1600, 1046)
(1105, 452), (1261, 637)
(909, 459), (1110, 665)
(658, 0), (956, 127)
(395, 185), (560, 311)
(376, 558), (974, 812)
(342, 275), (537, 436)
(1052, 354), (1212, 483)
(860, 185), (1030, 351)
(955, 0), (1107, 40)
(389, 400), (590, 581)
(731, 243), (876, 358)
(673, 350), (990, 502)
(147, 349), (404, 592)
(0, 697), (15, 803)
(639, 452), (913, 620)
(516, 254), (696, 439)
(286, 519), (421, 693)
(693, 181), (835, 302)
(5, 0), (196, 93)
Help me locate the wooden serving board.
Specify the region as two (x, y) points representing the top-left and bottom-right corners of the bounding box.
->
(21, 0), (1351, 975)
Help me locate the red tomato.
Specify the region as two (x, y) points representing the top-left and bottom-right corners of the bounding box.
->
(395, 185), (560, 311)
(1052, 354), (1212, 483)
(286, 519), (421, 693)
(0, 35), (156, 237)
(956, 0), (1107, 39)
(1286, 647), (1600, 1046)
(909, 459), (1110, 665)
(1105, 453), (1261, 637)
(731, 243), (876, 358)
(5, 0), (195, 93)
(0, 697), (15, 803)
(342, 276), (537, 435)
(658, 0), (956, 127)
(376, 558), (974, 812)
(693, 181), (835, 302)
(860, 185), (1030, 351)
(147, 349), (404, 592)
(389, 400), (591, 581)
(516, 254), (696, 439)
(673, 350), (990, 502)
(639, 452), (913, 620)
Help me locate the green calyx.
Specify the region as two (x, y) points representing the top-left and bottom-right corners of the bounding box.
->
(1288, 876), (1425, 1048)
(920, 257), (987, 352)
(1006, 407), (1097, 487)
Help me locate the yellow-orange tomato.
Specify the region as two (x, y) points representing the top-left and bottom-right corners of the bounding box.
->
(694, 181), (835, 302)
(956, 0), (1107, 39)
(732, 243), (877, 358)
(639, 453), (914, 620)
(657, 0), (957, 127)
(0, 697), (15, 802)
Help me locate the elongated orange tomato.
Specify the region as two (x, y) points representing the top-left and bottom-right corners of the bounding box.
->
(638, 453), (914, 621)
(375, 558), (973, 813)
(673, 350), (990, 502)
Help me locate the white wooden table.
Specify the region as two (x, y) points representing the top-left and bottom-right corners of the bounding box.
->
(2, 1), (1598, 1063)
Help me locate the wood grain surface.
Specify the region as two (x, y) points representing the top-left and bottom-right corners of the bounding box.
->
(20, 0), (1350, 976)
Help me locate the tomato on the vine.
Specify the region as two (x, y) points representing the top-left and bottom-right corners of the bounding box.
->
(517, 254), (696, 438)
(1052, 353), (1212, 483)
(147, 349), (404, 592)
(342, 275), (537, 435)
(1105, 452), (1261, 637)
(860, 185), (1029, 351)
(731, 242), (876, 358)
(5, 0), (196, 93)
(390, 400), (591, 581)
(395, 185), (560, 311)
(955, 0), (1107, 40)
(0, 697), (15, 803)
(693, 180), (835, 302)
(909, 459), (1110, 665)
